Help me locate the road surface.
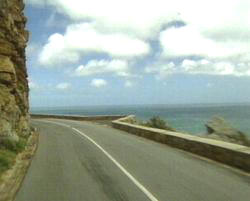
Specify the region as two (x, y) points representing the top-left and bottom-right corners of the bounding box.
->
(15, 119), (250, 201)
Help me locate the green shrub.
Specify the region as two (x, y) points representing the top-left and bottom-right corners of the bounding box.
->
(0, 139), (17, 152)
(142, 116), (176, 131)
(0, 138), (27, 177)
(0, 156), (9, 169)
(0, 150), (16, 175)
(0, 138), (27, 153)
(16, 138), (27, 153)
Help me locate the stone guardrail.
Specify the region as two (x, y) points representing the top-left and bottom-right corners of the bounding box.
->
(31, 114), (126, 121)
(112, 116), (250, 173)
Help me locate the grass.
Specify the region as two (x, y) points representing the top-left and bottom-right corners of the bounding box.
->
(0, 137), (27, 153)
(0, 150), (16, 176)
(136, 116), (176, 132)
(0, 137), (28, 177)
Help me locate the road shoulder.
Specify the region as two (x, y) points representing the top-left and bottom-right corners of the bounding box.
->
(0, 131), (39, 201)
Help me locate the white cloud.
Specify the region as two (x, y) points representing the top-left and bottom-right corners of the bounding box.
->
(26, 0), (250, 40)
(124, 80), (133, 88)
(30, 0), (250, 77)
(27, 0), (180, 39)
(74, 59), (130, 77)
(39, 23), (150, 66)
(39, 33), (81, 66)
(90, 79), (107, 88)
(146, 59), (250, 78)
(28, 81), (39, 90)
(146, 62), (176, 79)
(56, 82), (71, 90)
(157, 22), (250, 77)
(181, 59), (239, 76)
(159, 25), (244, 59)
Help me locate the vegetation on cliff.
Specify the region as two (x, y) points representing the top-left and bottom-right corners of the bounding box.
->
(124, 116), (176, 132)
(0, 137), (27, 177)
(0, 150), (16, 178)
(141, 116), (176, 131)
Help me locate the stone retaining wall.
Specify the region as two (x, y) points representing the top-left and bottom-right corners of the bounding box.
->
(31, 114), (126, 121)
(112, 116), (250, 172)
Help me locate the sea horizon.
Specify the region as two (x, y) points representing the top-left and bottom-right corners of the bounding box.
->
(30, 101), (250, 110)
(30, 102), (250, 136)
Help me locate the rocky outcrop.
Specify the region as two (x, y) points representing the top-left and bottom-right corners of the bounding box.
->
(0, 0), (30, 142)
(205, 117), (250, 147)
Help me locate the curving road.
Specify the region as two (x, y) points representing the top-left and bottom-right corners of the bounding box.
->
(15, 119), (250, 201)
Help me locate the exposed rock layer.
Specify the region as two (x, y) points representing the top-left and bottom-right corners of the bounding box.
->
(0, 0), (30, 142)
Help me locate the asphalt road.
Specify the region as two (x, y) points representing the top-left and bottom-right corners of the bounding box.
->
(15, 119), (250, 201)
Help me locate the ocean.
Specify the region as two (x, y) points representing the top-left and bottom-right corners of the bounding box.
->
(31, 103), (250, 136)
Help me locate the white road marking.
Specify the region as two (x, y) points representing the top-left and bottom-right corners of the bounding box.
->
(38, 119), (160, 201)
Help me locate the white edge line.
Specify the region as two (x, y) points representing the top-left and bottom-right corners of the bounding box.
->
(38, 119), (159, 201)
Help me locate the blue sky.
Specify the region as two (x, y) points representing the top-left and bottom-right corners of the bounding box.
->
(24, 0), (250, 107)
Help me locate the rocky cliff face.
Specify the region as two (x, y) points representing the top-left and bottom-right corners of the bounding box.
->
(0, 0), (30, 142)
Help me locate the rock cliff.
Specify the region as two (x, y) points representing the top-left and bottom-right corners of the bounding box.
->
(0, 0), (30, 142)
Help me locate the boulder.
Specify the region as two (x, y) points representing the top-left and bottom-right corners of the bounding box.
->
(205, 116), (250, 147)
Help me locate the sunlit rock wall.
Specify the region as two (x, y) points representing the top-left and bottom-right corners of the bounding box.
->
(0, 0), (30, 142)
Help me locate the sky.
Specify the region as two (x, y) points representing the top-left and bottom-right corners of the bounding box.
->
(24, 0), (250, 107)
